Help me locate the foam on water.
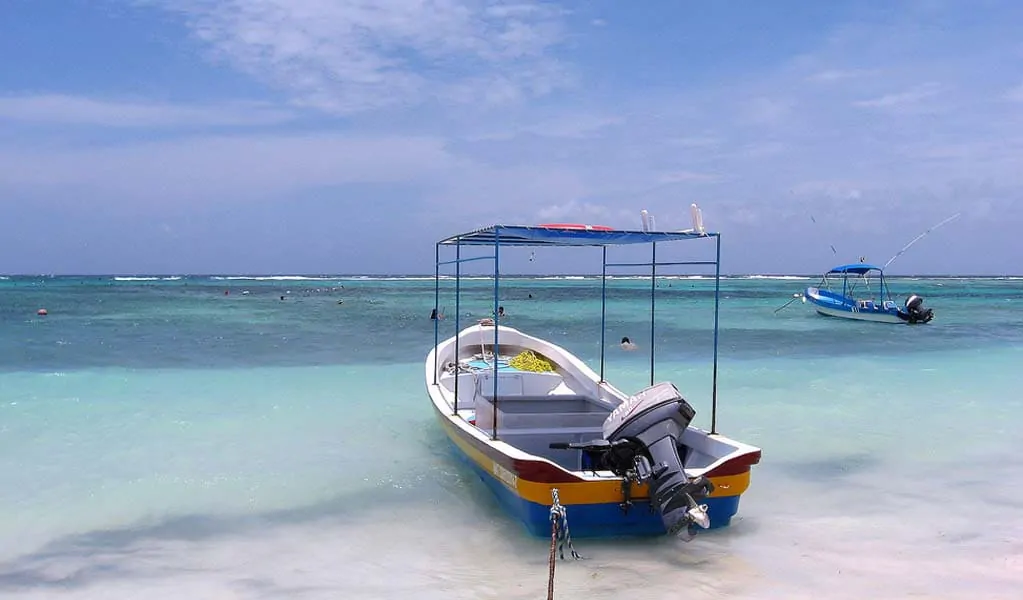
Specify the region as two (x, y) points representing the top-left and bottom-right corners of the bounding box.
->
(0, 276), (1021, 598)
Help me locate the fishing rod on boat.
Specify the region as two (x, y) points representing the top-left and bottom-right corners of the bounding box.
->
(883, 212), (961, 270)
(773, 294), (806, 314)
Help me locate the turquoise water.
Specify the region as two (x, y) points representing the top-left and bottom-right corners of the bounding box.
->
(1, 275), (1021, 599)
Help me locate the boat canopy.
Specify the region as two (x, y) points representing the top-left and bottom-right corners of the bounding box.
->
(438, 225), (713, 247)
(434, 221), (724, 435)
(828, 263), (883, 275)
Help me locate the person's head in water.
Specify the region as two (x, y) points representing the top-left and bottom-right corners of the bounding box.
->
(430, 308), (438, 320)
(620, 336), (637, 351)
(497, 306), (505, 317)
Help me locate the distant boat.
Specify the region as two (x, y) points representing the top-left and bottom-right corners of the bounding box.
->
(803, 263), (934, 324)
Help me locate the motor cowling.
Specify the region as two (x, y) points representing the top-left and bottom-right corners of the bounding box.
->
(553, 383), (714, 537)
(900, 294), (934, 324)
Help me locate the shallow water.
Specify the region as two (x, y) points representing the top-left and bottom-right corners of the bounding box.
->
(1, 275), (1021, 598)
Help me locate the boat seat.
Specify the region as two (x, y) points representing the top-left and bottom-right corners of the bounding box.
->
(474, 394), (611, 432)
(497, 429), (606, 470)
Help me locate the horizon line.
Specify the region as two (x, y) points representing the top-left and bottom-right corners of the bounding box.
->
(2, 272), (1022, 278)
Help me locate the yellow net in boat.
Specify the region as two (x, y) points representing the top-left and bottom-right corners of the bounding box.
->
(507, 350), (556, 372)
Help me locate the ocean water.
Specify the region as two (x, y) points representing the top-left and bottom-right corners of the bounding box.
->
(1, 274), (1022, 599)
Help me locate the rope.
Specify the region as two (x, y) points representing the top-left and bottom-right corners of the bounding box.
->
(547, 516), (557, 600)
(546, 488), (585, 600)
(550, 489), (583, 554)
(508, 350), (556, 372)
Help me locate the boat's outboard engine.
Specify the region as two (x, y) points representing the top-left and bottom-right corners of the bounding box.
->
(550, 382), (714, 538)
(899, 294), (934, 324)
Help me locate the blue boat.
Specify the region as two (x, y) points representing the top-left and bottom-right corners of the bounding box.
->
(803, 263), (934, 324)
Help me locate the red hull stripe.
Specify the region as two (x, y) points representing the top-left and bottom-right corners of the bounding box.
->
(706, 450), (762, 477)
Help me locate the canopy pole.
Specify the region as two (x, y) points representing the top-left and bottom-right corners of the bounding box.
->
(599, 246), (607, 382)
(433, 243), (440, 385)
(453, 242), (462, 416)
(711, 234), (721, 435)
(492, 229), (501, 441)
(649, 242), (656, 387)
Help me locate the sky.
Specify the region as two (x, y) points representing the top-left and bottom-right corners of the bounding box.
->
(1, 0), (1022, 275)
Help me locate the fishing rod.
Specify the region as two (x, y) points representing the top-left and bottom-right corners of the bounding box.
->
(773, 293), (803, 314)
(883, 212), (961, 270)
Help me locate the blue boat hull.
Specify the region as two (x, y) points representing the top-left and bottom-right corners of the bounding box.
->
(804, 286), (907, 324)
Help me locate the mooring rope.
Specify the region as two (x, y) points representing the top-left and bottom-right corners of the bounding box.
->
(547, 488), (585, 599)
(547, 513), (558, 600)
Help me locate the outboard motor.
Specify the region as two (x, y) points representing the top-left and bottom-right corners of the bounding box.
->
(899, 294), (934, 324)
(550, 382), (714, 538)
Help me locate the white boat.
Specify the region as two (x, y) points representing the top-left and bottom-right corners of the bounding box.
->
(425, 224), (762, 539)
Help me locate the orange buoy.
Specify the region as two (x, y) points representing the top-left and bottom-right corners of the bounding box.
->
(37, 309), (48, 316)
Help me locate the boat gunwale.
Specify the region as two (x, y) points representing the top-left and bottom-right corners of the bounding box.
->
(425, 328), (762, 489)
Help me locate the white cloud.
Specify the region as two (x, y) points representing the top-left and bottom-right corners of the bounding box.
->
(0, 133), (454, 202)
(1005, 83), (1023, 102)
(664, 136), (722, 148)
(656, 171), (717, 184)
(465, 113), (623, 141)
(790, 180), (865, 201)
(853, 82), (942, 109)
(148, 0), (569, 114)
(740, 97), (794, 125)
(535, 200), (635, 226)
(0, 95), (293, 127)
(806, 69), (878, 83)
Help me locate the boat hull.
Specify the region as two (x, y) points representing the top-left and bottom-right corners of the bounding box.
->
(804, 286), (907, 324)
(812, 304), (906, 323)
(431, 396), (755, 538)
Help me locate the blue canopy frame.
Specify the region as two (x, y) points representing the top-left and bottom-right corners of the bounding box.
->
(432, 225), (724, 439)
(823, 263), (892, 302)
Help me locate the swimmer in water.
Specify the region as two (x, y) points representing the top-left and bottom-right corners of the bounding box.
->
(620, 336), (637, 351)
